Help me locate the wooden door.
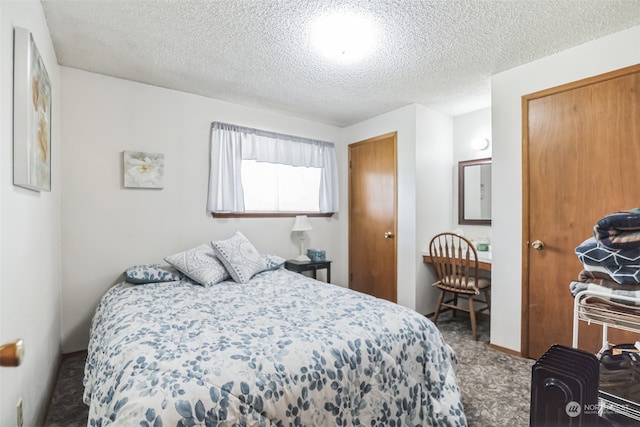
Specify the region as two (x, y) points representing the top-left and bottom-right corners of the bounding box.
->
(348, 132), (397, 302)
(523, 64), (640, 359)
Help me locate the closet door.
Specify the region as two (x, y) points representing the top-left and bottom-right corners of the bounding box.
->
(348, 132), (397, 303)
(523, 64), (640, 359)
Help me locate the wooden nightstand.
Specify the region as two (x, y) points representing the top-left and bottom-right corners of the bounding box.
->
(285, 260), (332, 283)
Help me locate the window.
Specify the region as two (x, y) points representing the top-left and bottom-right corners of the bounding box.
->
(207, 122), (339, 216)
(241, 160), (321, 212)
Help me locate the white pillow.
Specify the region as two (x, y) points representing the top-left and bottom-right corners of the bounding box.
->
(262, 254), (286, 271)
(211, 231), (267, 283)
(164, 243), (229, 286)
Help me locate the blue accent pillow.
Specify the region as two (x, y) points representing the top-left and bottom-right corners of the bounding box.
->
(125, 264), (182, 284)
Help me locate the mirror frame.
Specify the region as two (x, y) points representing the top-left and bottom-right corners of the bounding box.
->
(458, 157), (492, 225)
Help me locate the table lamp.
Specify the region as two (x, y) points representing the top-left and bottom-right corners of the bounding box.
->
(291, 215), (313, 262)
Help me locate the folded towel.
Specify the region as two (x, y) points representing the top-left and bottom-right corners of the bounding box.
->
(570, 281), (640, 305)
(576, 237), (640, 268)
(581, 264), (612, 275)
(594, 208), (640, 250)
(577, 270), (637, 290)
(578, 295), (640, 330)
(604, 265), (640, 285)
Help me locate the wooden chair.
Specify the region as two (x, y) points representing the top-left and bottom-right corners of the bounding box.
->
(429, 232), (491, 341)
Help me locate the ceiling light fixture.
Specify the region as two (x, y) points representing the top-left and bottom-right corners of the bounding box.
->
(311, 12), (376, 63)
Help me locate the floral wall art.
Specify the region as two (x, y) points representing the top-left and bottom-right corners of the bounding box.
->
(13, 27), (51, 192)
(123, 151), (164, 189)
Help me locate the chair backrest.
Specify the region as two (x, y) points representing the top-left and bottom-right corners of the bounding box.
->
(429, 232), (480, 292)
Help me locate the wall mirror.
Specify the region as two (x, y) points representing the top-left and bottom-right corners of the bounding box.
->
(458, 158), (492, 225)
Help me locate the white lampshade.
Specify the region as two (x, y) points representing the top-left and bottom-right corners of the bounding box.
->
(292, 215), (312, 262)
(291, 215), (313, 232)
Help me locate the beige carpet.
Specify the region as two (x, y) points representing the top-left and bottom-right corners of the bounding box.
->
(436, 312), (532, 426)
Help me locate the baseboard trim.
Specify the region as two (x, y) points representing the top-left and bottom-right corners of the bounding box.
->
(488, 343), (524, 358)
(425, 311), (524, 359)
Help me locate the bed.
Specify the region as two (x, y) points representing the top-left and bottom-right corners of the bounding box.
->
(83, 235), (466, 426)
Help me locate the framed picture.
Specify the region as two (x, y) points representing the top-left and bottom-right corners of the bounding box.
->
(123, 151), (165, 189)
(13, 27), (52, 192)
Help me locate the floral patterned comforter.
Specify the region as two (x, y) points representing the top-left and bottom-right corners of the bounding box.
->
(84, 268), (466, 426)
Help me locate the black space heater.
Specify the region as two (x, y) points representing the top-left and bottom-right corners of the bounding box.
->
(530, 344), (600, 427)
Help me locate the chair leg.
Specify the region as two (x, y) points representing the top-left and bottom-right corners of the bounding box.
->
(432, 291), (445, 324)
(484, 289), (491, 310)
(452, 293), (458, 317)
(468, 296), (478, 341)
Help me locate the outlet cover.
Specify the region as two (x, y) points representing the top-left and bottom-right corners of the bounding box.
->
(17, 398), (23, 427)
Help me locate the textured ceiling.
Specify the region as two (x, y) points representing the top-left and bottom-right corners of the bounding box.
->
(41, 0), (640, 126)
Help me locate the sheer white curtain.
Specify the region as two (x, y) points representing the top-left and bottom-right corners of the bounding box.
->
(207, 122), (339, 213)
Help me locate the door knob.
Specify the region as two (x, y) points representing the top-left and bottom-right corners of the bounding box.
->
(531, 240), (545, 250)
(384, 231), (394, 239)
(0, 339), (24, 367)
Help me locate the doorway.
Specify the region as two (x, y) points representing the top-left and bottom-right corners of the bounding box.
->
(348, 132), (397, 302)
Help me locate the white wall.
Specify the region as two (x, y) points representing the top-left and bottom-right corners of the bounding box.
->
(60, 68), (345, 352)
(491, 25), (640, 352)
(344, 104), (453, 313)
(0, 2), (61, 426)
(415, 104), (454, 315)
(452, 108), (492, 242)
